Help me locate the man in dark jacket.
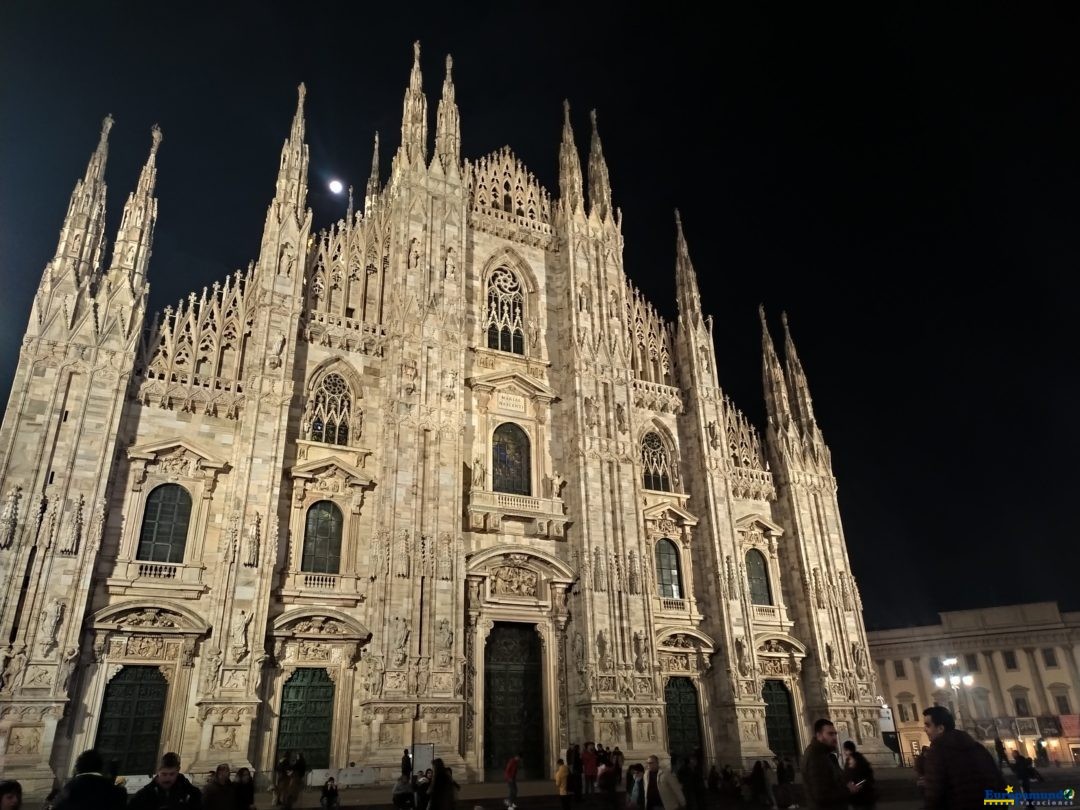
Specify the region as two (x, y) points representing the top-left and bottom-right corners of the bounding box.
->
(801, 718), (862, 809)
(53, 749), (128, 810)
(128, 751), (202, 809)
(922, 706), (1004, 810)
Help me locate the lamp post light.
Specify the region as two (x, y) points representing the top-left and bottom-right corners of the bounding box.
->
(934, 657), (974, 729)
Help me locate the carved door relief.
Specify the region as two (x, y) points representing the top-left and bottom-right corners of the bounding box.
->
(94, 665), (169, 775)
(664, 676), (702, 762)
(276, 667), (334, 769)
(483, 623), (543, 781)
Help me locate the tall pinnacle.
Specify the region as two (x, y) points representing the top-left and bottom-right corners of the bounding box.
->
(781, 311), (818, 432)
(398, 41), (429, 166)
(272, 84), (310, 218)
(365, 132), (381, 213)
(760, 306), (794, 432)
(108, 125), (163, 292)
(559, 101), (584, 214)
(50, 114), (115, 289)
(434, 54), (461, 170)
(587, 110), (613, 221)
(674, 209), (703, 325)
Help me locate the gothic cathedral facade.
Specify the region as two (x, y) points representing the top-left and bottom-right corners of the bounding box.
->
(0, 44), (887, 793)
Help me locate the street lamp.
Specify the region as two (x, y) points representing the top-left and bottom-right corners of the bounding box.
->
(934, 657), (974, 728)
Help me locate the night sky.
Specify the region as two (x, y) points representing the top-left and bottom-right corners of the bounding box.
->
(1, 4), (1077, 630)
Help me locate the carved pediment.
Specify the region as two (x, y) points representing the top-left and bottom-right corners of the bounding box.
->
(467, 370), (556, 403)
(656, 627), (716, 653)
(642, 503), (698, 535)
(290, 457), (374, 505)
(92, 601), (209, 635)
(734, 514), (784, 537)
(128, 438), (229, 491)
(753, 633), (807, 657)
(271, 609), (371, 642)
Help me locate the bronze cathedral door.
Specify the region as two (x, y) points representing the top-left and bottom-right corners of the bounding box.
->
(94, 665), (168, 775)
(664, 676), (702, 763)
(484, 622), (544, 780)
(276, 667), (334, 768)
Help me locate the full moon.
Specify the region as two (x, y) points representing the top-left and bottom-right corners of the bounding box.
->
(328, 179), (344, 194)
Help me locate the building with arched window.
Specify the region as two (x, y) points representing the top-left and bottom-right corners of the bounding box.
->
(0, 47), (890, 799)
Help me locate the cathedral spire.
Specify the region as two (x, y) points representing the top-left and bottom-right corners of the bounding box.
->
(397, 41), (428, 167)
(365, 132), (381, 213)
(106, 125), (162, 293)
(781, 311), (819, 434)
(272, 84), (310, 220)
(50, 115), (114, 289)
(434, 54), (461, 172)
(674, 209), (704, 326)
(587, 109), (613, 221)
(559, 100), (584, 214)
(760, 305), (794, 433)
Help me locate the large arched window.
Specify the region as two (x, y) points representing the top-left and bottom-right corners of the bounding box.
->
(655, 538), (683, 599)
(745, 549), (772, 605)
(136, 484), (192, 563)
(485, 268), (526, 355)
(302, 501), (343, 574)
(309, 373), (352, 446)
(641, 432), (673, 492)
(492, 423), (531, 496)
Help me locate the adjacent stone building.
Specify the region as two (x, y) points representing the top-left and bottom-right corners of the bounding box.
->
(0, 43), (887, 793)
(870, 602), (1080, 766)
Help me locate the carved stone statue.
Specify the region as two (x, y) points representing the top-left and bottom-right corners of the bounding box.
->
(813, 568), (827, 609)
(202, 647), (223, 694)
(231, 610), (253, 662)
(492, 565), (538, 597)
(593, 548), (606, 592)
(573, 632), (586, 673)
(394, 617), (411, 652)
(243, 513), (261, 568)
(395, 530), (411, 578)
(436, 619), (454, 650)
(596, 630), (612, 672)
(825, 643), (838, 679)
(0, 485), (22, 549)
(584, 397), (600, 428)
(58, 494), (84, 555)
(471, 457), (486, 489)
(39, 598), (64, 656)
(615, 403), (628, 434)
(444, 247), (457, 280)
(627, 550), (641, 594)
(416, 657), (430, 694)
(852, 643), (867, 679)
(725, 555), (737, 597)
(1, 644), (28, 693)
(633, 631), (649, 673)
(735, 638), (751, 677)
(437, 533), (453, 580)
(707, 420), (721, 449)
(549, 470), (566, 500)
(58, 646), (79, 693)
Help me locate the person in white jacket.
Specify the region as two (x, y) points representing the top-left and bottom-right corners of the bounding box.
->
(643, 755), (685, 810)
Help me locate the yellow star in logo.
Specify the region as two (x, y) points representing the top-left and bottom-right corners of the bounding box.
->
(1004, 785), (1014, 794)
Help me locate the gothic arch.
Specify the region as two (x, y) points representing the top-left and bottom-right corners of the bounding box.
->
(635, 419), (678, 455)
(304, 356), (364, 399)
(478, 246), (539, 296)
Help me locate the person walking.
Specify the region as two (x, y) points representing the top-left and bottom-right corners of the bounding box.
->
(51, 749), (129, 810)
(921, 706), (1004, 809)
(582, 743), (598, 796)
(643, 754), (685, 810)
(235, 768), (256, 810)
(556, 757), (572, 810)
(403, 748), (414, 779)
(842, 741), (876, 809)
(801, 718), (863, 809)
(570, 744), (584, 801)
(202, 764), (235, 810)
(127, 752), (202, 809)
(626, 765), (645, 810)
(504, 753), (522, 810)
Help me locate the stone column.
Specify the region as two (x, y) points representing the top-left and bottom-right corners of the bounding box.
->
(982, 651), (1007, 717)
(1023, 648), (1050, 715)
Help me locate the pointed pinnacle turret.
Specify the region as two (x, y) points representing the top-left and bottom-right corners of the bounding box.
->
(587, 109), (613, 221)
(365, 132), (381, 213)
(398, 41), (429, 166)
(760, 305), (794, 432)
(434, 53), (461, 171)
(49, 114), (115, 289)
(559, 100), (584, 214)
(107, 125), (163, 292)
(781, 311), (818, 432)
(272, 83), (310, 219)
(674, 209), (704, 325)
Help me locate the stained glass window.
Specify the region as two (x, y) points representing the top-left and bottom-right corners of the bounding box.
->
(642, 432), (672, 491)
(302, 501), (343, 574)
(136, 484), (192, 563)
(746, 549), (772, 605)
(656, 538), (682, 599)
(492, 423), (530, 496)
(309, 373), (351, 446)
(486, 268), (526, 355)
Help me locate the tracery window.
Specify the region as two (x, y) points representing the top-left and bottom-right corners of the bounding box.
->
(641, 432), (673, 492)
(309, 373), (352, 446)
(492, 423), (531, 496)
(136, 484), (192, 563)
(301, 501), (343, 574)
(656, 538), (683, 599)
(745, 549), (772, 605)
(485, 268), (526, 355)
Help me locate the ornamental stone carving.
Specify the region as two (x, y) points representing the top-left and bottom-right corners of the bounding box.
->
(491, 565), (538, 597)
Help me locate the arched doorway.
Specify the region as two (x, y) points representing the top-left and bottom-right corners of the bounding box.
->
(762, 680), (799, 760)
(664, 676), (702, 763)
(94, 665), (168, 775)
(276, 668), (334, 768)
(484, 623), (543, 780)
